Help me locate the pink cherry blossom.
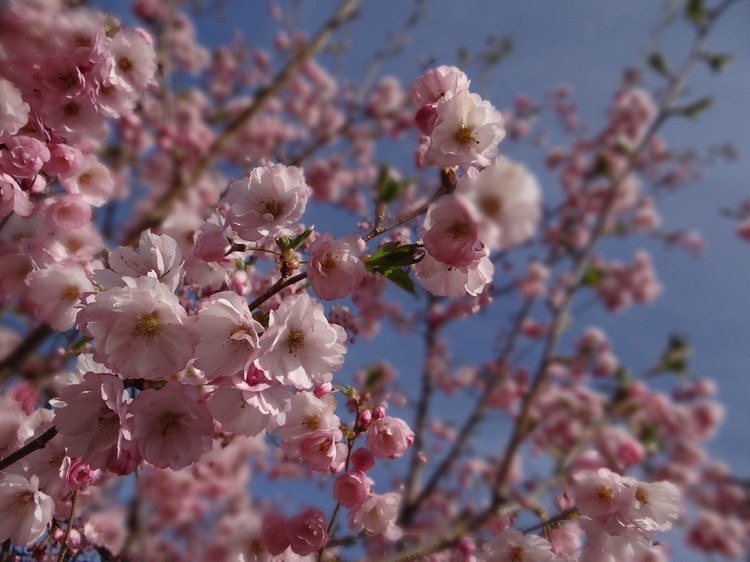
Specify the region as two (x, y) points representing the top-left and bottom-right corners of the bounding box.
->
(422, 195), (483, 267)
(365, 416), (414, 459)
(483, 529), (555, 562)
(0, 172), (33, 218)
(0, 474), (54, 546)
(26, 264), (93, 331)
(414, 250), (494, 298)
(260, 511), (290, 556)
(77, 276), (199, 380)
(227, 163), (310, 242)
(53, 373), (130, 471)
(59, 155), (115, 206)
(130, 383), (214, 470)
(287, 507), (327, 556)
(333, 470), (371, 508)
(425, 90), (505, 168)
(257, 293), (347, 390)
(410, 65), (470, 106)
(0, 136), (50, 178)
(194, 291), (263, 380)
(457, 156), (542, 251)
(207, 380), (289, 437)
(0, 78), (30, 138)
(307, 232), (366, 300)
(348, 492), (402, 540)
(43, 194), (92, 231)
(63, 457), (101, 491)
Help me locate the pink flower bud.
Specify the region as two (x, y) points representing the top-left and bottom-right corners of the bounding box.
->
(64, 458), (100, 492)
(372, 407), (385, 420)
(350, 447), (375, 472)
(357, 409), (372, 427)
(415, 103), (438, 136)
(313, 382), (333, 398)
(194, 227), (231, 262)
(261, 511), (289, 556)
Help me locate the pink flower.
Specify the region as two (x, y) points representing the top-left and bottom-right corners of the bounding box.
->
(194, 291), (263, 380)
(53, 373), (130, 471)
(279, 392), (340, 443)
(59, 155), (115, 206)
(26, 264), (94, 331)
(261, 511), (290, 555)
(43, 194), (92, 231)
(350, 447), (375, 472)
(333, 470), (371, 508)
(298, 428), (343, 472)
(287, 507), (327, 556)
(104, 28), (157, 93)
(193, 223), (231, 262)
(227, 164), (310, 242)
(457, 156), (542, 251)
(130, 383), (214, 470)
(63, 457), (100, 492)
(0, 474), (54, 546)
(257, 293), (347, 390)
(43, 144), (83, 177)
(425, 90), (505, 168)
(0, 173), (34, 218)
(483, 529), (555, 562)
(0, 78), (30, 138)
(410, 65), (470, 106)
(207, 381), (289, 437)
(307, 232), (366, 300)
(422, 195), (483, 267)
(414, 250), (494, 298)
(77, 276), (199, 380)
(365, 416), (414, 459)
(0, 136), (51, 178)
(626, 481), (680, 532)
(94, 231), (183, 292)
(348, 492), (402, 540)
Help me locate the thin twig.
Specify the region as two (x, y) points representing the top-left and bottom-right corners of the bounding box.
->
(57, 490), (80, 562)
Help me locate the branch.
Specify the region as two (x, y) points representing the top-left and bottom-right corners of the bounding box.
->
(0, 325), (53, 385)
(122, 0), (361, 245)
(57, 490), (80, 562)
(0, 427), (57, 473)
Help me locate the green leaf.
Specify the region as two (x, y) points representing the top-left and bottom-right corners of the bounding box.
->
(685, 0), (706, 22)
(581, 265), (604, 287)
(289, 226), (314, 250)
(675, 96), (713, 119)
(276, 237), (292, 250)
(647, 52), (670, 76)
(366, 242), (424, 270)
(707, 53), (733, 73)
(380, 266), (416, 294)
(376, 165), (411, 205)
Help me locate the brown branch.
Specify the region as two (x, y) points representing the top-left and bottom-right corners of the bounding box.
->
(57, 490), (80, 562)
(122, 0), (361, 246)
(401, 296), (439, 512)
(247, 271), (308, 311)
(0, 427), (57, 473)
(0, 324), (53, 385)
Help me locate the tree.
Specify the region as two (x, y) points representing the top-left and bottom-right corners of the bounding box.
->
(0, 0), (746, 560)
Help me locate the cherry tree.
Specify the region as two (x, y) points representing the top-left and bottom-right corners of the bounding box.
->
(0, 0), (747, 561)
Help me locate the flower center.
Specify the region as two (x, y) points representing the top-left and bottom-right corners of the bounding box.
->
(635, 486), (649, 505)
(287, 329), (305, 353)
(63, 101), (81, 117)
(303, 414), (320, 430)
(12, 492), (35, 516)
(118, 57), (133, 72)
(479, 195), (502, 217)
(596, 485), (615, 504)
(447, 222), (470, 241)
(65, 238), (82, 253)
(263, 199), (282, 218)
(455, 123), (478, 146)
(321, 253), (338, 273)
(60, 284), (81, 302)
(510, 546), (525, 562)
(97, 405), (118, 429)
(158, 412), (183, 436)
(133, 311), (161, 339)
